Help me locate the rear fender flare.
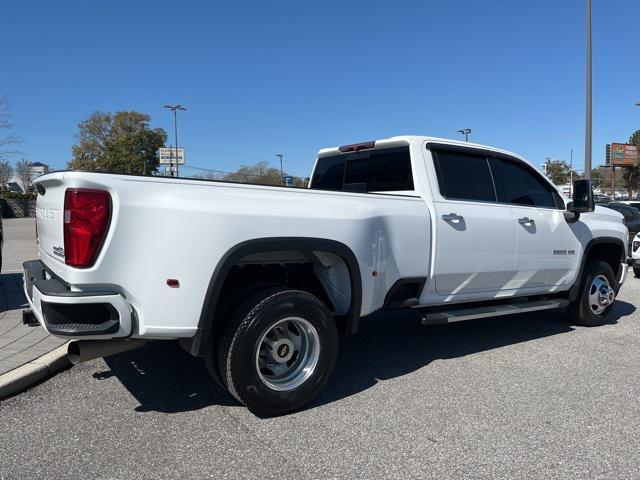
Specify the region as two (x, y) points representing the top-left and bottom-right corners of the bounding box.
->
(190, 237), (362, 356)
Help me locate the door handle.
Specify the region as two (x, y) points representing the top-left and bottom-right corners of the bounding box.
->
(442, 213), (464, 222)
(518, 217), (535, 225)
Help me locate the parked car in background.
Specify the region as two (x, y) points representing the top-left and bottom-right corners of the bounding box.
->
(594, 194), (612, 204)
(631, 232), (640, 277)
(615, 200), (640, 211)
(604, 202), (640, 251)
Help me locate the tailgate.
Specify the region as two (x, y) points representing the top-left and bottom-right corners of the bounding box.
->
(34, 175), (68, 265)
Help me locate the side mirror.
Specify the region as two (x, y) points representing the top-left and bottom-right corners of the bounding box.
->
(570, 179), (594, 213)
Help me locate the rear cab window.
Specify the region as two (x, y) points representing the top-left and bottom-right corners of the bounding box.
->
(310, 146), (414, 194)
(431, 150), (496, 202)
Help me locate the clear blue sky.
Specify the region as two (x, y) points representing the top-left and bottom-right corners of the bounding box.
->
(2, 0), (639, 176)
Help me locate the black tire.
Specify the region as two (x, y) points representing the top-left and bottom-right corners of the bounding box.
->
(203, 281), (281, 388)
(217, 287), (338, 417)
(634, 266), (640, 278)
(569, 260), (616, 327)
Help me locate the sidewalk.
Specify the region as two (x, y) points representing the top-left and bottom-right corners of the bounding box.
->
(0, 218), (68, 398)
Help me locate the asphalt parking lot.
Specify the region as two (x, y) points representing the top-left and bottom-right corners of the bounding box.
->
(1, 268), (640, 479)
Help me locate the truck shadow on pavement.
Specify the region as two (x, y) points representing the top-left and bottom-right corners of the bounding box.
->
(99, 300), (636, 415)
(0, 273), (28, 313)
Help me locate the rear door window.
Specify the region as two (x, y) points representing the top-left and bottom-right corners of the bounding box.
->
(431, 150), (497, 202)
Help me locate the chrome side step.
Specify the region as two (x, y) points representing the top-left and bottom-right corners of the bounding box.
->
(420, 299), (569, 325)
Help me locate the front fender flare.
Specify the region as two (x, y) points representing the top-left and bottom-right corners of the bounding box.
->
(569, 237), (626, 301)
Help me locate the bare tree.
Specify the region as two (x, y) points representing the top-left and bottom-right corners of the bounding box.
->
(0, 92), (20, 162)
(0, 160), (13, 192)
(15, 159), (32, 193)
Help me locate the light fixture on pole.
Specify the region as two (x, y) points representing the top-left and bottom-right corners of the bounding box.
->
(275, 154), (284, 185)
(164, 104), (187, 178)
(457, 128), (471, 142)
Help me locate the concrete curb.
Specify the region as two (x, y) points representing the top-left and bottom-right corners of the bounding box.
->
(0, 343), (70, 400)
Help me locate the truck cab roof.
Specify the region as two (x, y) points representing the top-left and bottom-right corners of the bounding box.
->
(318, 135), (527, 163)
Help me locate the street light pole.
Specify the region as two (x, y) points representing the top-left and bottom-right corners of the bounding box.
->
(584, 0), (592, 180)
(141, 148), (147, 176)
(164, 104), (187, 178)
(275, 154), (284, 185)
(457, 128), (471, 142)
(570, 148), (574, 194)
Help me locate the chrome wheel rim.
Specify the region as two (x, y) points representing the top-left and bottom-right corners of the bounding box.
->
(255, 317), (320, 391)
(588, 274), (615, 315)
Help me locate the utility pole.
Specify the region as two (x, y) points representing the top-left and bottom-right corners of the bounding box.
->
(457, 128), (471, 142)
(570, 149), (574, 194)
(164, 104), (187, 177)
(611, 162), (616, 200)
(584, 0), (592, 179)
(275, 154), (284, 185)
(141, 148), (147, 176)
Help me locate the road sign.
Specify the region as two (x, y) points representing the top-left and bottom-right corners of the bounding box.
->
(610, 143), (639, 167)
(283, 175), (293, 187)
(605, 144), (610, 166)
(165, 165), (178, 173)
(158, 147), (185, 165)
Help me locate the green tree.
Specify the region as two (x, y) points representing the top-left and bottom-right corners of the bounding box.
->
(620, 130), (640, 199)
(543, 159), (574, 185)
(591, 166), (611, 191)
(68, 111), (166, 175)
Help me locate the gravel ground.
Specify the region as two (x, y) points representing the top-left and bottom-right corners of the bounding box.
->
(1, 275), (639, 480)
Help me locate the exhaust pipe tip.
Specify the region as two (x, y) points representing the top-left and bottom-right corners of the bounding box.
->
(68, 341), (82, 365)
(67, 339), (147, 365)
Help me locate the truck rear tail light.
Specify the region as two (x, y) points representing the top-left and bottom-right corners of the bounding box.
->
(64, 189), (112, 268)
(338, 141), (376, 153)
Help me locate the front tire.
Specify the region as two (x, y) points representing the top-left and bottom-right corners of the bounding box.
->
(569, 260), (617, 327)
(217, 287), (338, 417)
(633, 266), (640, 278)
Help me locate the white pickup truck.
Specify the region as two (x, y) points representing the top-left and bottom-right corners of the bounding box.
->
(24, 135), (628, 416)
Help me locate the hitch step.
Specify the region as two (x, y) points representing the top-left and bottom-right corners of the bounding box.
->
(420, 299), (569, 325)
(22, 309), (39, 327)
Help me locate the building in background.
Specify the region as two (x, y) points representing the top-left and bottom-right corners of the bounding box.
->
(7, 162), (50, 193)
(29, 162), (49, 177)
